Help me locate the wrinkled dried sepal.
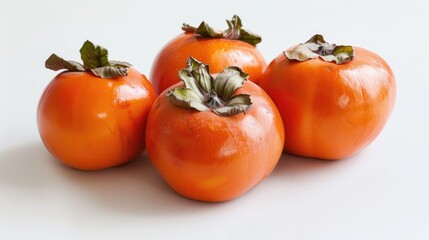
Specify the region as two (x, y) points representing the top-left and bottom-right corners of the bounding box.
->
(90, 66), (128, 79)
(284, 45), (319, 61)
(169, 57), (252, 117)
(224, 15), (242, 39)
(109, 61), (132, 68)
(167, 88), (209, 112)
(182, 15), (261, 46)
(213, 67), (249, 101)
(178, 69), (205, 100)
(224, 15), (261, 46)
(213, 94), (252, 116)
(228, 94), (252, 106)
(186, 57), (213, 94)
(285, 34), (355, 64)
(334, 45), (354, 64)
(306, 34), (326, 44)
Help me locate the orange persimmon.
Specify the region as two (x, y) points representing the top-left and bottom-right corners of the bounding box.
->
(259, 35), (396, 160)
(146, 57), (284, 202)
(37, 41), (157, 170)
(150, 15), (267, 94)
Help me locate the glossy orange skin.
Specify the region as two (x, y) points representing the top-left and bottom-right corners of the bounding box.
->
(150, 33), (267, 94)
(37, 68), (157, 170)
(145, 81), (284, 202)
(259, 47), (396, 160)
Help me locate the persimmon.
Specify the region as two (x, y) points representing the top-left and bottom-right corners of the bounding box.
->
(37, 41), (157, 170)
(259, 34), (396, 160)
(145, 57), (284, 202)
(150, 15), (267, 94)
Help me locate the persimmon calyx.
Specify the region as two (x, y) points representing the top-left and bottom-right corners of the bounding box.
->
(284, 34), (354, 64)
(182, 15), (262, 46)
(45, 40), (132, 78)
(167, 57), (252, 117)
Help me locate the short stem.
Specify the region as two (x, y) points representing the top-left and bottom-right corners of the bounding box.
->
(206, 95), (225, 109)
(284, 34), (354, 64)
(45, 40), (132, 78)
(181, 15), (261, 46)
(168, 57), (252, 117)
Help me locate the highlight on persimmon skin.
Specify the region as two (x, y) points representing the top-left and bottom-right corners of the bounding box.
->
(259, 34), (396, 160)
(150, 15), (267, 94)
(37, 41), (157, 170)
(145, 57), (284, 202)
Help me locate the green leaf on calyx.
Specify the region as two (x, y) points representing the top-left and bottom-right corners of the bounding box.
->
(195, 22), (224, 38)
(45, 40), (132, 78)
(168, 57), (252, 117)
(182, 23), (197, 33)
(45, 54), (85, 72)
(284, 34), (354, 64)
(182, 15), (261, 46)
(238, 28), (262, 47)
(182, 22), (223, 38)
(80, 40), (109, 69)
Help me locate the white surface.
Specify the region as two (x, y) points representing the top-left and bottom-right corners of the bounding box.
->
(1, 0), (428, 239)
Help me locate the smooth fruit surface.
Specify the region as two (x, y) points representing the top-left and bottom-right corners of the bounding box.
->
(260, 47), (396, 159)
(37, 68), (157, 170)
(150, 33), (267, 94)
(146, 80), (284, 202)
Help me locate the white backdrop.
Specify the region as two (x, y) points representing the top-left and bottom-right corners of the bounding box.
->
(1, 0), (428, 239)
